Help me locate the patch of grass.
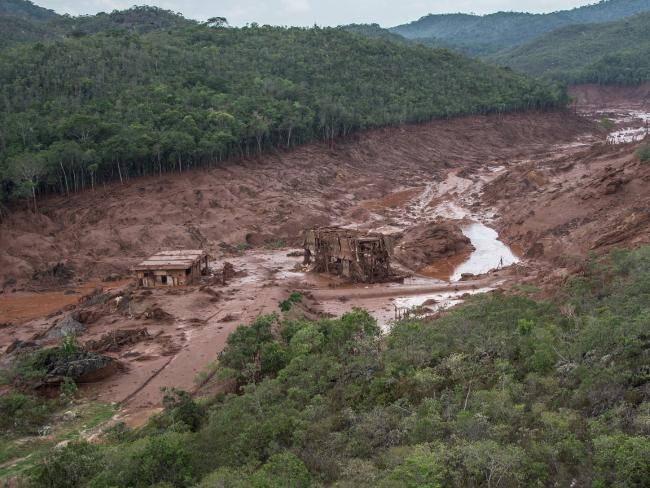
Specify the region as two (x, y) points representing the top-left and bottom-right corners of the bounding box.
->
(636, 143), (650, 162)
(235, 243), (251, 254)
(279, 292), (302, 312)
(194, 360), (219, 388)
(599, 118), (615, 131)
(265, 240), (285, 250)
(513, 283), (541, 295)
(0, 401), (114, 481)
(0, 392), (55, 435)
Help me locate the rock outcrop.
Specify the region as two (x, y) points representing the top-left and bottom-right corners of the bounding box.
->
(394, 220), (474, 271)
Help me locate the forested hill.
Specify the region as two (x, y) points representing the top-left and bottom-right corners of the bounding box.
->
(342, 23), (409, 44)
(494, 11), (650, 85)
(390, 0), (650, 56)
(0, 0), (56, 20)
(0, 21), (567, 206)
(0, 1), (195, 48)
(0, 0), (59, 47)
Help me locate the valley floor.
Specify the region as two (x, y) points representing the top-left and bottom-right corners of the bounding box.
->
(1, 84), (649, 429)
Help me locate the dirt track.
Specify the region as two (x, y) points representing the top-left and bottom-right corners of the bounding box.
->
(2, 85), (650, 424)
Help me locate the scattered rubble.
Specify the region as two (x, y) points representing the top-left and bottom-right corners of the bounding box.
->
(141, 306), (173, 321)
(86, 328), (151, 353)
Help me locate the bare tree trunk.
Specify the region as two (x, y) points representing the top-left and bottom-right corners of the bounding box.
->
(59, 161), (70, 197)
(31, 185), (38, 213)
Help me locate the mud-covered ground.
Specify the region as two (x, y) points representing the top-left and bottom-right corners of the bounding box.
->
(1, 85), (649, 426)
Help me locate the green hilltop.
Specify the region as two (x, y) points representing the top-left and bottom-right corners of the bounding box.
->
(493, 11), (650, 85)
(390, 0), (650, 56)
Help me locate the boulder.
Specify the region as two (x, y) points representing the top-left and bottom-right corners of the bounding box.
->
(394, 220), (474, 271)
(43, 350), (117, 384)
(44, 315), (86, 341)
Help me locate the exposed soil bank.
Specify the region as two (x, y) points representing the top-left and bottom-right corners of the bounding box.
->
(477, 85), (650, 288)
(570, 82), (650, 110)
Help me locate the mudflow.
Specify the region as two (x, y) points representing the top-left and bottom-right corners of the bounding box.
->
(1, 83), (650, 424)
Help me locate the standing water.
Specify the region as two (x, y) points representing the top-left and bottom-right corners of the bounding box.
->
(451, 223), (519, 281)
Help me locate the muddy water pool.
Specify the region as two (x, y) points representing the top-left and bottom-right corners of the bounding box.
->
(451, 223), (519, 281)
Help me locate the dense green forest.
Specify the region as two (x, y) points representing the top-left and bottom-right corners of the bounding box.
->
(0, 10), (567, 208)
(347, 2), (650, 85)
(389, 0), (650, 56)
(16, 246), (649, 486)
(0, 0), (55, 21)
(0, 1), (196, 48)
(342, 24), (410, 44)
(493, 11), (650, 85)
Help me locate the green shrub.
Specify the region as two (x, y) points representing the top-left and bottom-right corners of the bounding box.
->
(0, 391), (53, 434)
(236, 243), (252, 253)
(636, 143), (650, 162)
(92, 432), (193, 488)
(32, 441), (101, 488)
(197, 467), (252, 487)
(250, 452), (310, 488)
(59, 377), (78, 401)
(599, 118), (614, 130)
(102, 421), (132, 443)
(593, 434), (650, 487)
(279, 292), (302, 312)
(160, 388), (203, 433)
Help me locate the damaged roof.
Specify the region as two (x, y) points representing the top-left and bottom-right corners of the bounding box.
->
(133, 250), (207, 271)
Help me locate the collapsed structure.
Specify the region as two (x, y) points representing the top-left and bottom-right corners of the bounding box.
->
(133, 250), (209, 287)
(303, 227), (393, 283)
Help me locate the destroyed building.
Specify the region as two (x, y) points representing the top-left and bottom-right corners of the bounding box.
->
(133, 250), (209, 287)
(303, 227), (393, 283)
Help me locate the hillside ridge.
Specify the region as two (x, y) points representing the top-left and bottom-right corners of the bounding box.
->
(390, 0), (650, 55)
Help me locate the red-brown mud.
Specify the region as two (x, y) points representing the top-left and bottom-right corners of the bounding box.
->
(2, 91), (648, 425)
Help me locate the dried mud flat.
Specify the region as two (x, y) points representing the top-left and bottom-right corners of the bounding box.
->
(2, 85), (650, 424)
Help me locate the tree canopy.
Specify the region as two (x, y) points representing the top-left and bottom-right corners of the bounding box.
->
(390, 0), (650, 56)
(492, 11), (650, 85)
(0, 21), (567, 206)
